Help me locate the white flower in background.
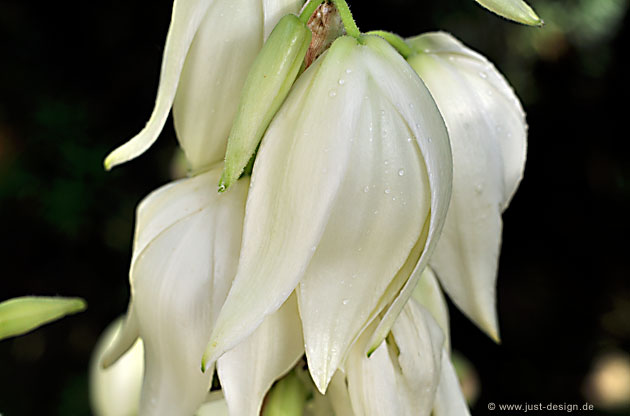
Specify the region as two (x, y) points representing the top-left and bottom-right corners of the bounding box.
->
(90, 318), (144, 416)
(203, 34), (453, 394)
(406, 32), (527, 340)
(104, 0), (302, 171)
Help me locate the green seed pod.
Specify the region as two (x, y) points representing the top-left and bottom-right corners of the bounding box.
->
(220, 14), (312, 191)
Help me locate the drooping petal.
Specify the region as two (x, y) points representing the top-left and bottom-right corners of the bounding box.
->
(203, 36), (451, 394)
(474, 0), (543, 26)
(217, 294), (304, 416)
(407, 32), (527, 340)
(90, 318), (144, 416)
(172, 0), (265, 171)
(433, 351), (471, 416)
(129, 165), (248, 415)
(412, 266), (450, 351)
(0, 296), (86, 340)
(104, 0), (214, 170)
(346, 300), (444, 416)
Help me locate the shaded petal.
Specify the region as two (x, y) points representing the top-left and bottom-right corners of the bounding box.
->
(433, 350), (471, 416)
(407, 32), (527, 339)
(172, 0), (264, 170)
(196, 395), (230, 416)
(131, 166), (248, 415)
(346, 300), (444, 416)
(474, 0), (543, 26)
(0, 296), (86, 341)
(217, 294), (304, 416)
(104, 0), (214, 170)
(90, 318), (144, 416)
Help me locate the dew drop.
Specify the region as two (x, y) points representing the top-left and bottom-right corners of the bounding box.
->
(398, 169), (405, 176)
(373, 209), (379, 215)
(409, 103), (414, 109)
(384, 188), (391, 194)
(479, 71), (488, 79)
(407, 137), (413, 143)
(475, 184), (483, 194)
(342, 299), (349, 305)
(363, 186), (370, 193)
(311, 245), (317, 252)
(384, 160), (389, 166)
(427, 137), (433, 143)
(392, 196), (397, 201)
(338, 78), (346, 85)
(346, 68), (352, 74)
(448, 56), (455, 61)
(329, 89), (337, 98)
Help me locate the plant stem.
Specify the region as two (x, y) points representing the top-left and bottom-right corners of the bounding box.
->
(366, 30), (413, 58)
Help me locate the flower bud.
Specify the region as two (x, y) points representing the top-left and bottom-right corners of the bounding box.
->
(474, 0), (543, 26)
(0, 296), (85, 340)
(220, 14), (312, 191)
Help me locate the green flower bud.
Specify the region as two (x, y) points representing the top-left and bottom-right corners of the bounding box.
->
(220, 14), (312, 191)
(474, 0), (543, 26)
(0, 296), (86, 340)
(262, 371), (308, 416)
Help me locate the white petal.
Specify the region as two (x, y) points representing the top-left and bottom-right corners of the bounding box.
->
(172, 0), (264, 171)
(433, 350), (471, 416)
(104, 0), (214, 170)
(203, 36), (451, 392)
(217, 293), (303, 416)
(90, 318), (144, 416)
(474, 0), (542, 26)
(346, 301), (444, 416)
(407, 32), (527, 339)
(196, 395), (230, 416)
(362, 33), (454, 355)
(131, 166), (248, 415)
(412, 266), (450, 351)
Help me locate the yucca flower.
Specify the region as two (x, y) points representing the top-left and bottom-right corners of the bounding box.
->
(203, 34), (453, 394)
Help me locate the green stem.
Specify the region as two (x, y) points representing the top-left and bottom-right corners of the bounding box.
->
(366, 30), (413, 58)
(331, 0), (361, 38)
(299, 0), (325, 24)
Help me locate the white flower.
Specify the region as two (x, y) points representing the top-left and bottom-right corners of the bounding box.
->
(406, 32), (527, 340)
(100, 165), (304, 415)
(203, 34), (453, 393)
(104, 0), (302, 171)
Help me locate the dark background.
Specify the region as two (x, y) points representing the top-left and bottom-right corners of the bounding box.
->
(1, 0), (628, 414)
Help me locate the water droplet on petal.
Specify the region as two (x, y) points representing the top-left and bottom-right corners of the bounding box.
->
(398, 169), (405, 176)
(338, 78), (346, 85)
(363, 186), (370, 193)
(342, 299), (349, 305)
(346, 68), (352, 74)
(407, 137), (413, 142)
(384, 188), (391, 194)
(329, 89), (337, 97)
(479, 71), (488, 79)
(428, 137), (433, 143)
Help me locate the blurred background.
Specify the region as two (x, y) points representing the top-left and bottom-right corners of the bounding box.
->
(0, 0), (628, 413)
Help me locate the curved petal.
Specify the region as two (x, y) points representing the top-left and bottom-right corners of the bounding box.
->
(346, 301), (444, 416)
(104, 0), (214, 170)
(90, 318), (144, 416)
(131, 166), (248, 415)
(217, 294), (304, 416)
(474, 0), (543, 26)
(172, 0), (264, 170)
(203, 36), (451, 392)
(407, 32), (527, 340)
